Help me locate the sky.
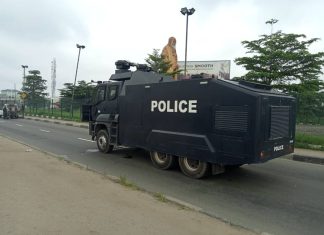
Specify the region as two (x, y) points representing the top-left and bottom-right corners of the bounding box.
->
(0, 0), (323, 96)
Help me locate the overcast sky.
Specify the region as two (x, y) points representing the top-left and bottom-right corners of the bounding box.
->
(1, 0), (323, 95)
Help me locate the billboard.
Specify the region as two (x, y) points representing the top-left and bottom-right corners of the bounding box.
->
(178, 60), (231, 80)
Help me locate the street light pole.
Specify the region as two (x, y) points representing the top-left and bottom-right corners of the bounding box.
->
(180, 7), (195, 78)
(21, 65), (28, 118)
(266, 18), (278, 35)
(21, 65), (28, 89)
(70, 44), (85, 117)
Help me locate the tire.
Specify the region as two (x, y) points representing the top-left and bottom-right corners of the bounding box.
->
(178, 157), (211, 179)
(96, 129), (114, 153)
(150, 151), (177, 170)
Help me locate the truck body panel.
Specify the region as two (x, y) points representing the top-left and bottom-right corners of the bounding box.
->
(117, 78), (295, 165)
(83, 61), (296, 175)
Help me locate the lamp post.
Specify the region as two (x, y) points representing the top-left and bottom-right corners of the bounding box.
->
(21, 65), (28, 88)
(266, 18), (278, 35)
(180, 7), (195, 77)
(70, 44), (85, 117)
(21, 65), (28, 118)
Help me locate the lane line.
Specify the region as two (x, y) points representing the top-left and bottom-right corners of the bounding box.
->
(40, 129), (51, 133)
(77, 137), (95, 143)
(15, 124), (23, 127)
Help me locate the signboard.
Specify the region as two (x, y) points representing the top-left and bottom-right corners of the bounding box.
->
(20, 92), (28, 100)
(178, 60), (231, 80)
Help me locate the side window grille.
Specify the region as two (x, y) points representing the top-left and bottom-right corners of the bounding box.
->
(270, 106), (290, 139)
(215, 106), (248, 132)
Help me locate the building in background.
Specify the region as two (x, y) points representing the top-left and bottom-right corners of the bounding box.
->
(0, 89), (20, 100)
(178, 60), (231, 80)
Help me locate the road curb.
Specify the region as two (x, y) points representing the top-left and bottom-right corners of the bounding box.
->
(292, 154), (324, 165)
(25, 116), (88, 129)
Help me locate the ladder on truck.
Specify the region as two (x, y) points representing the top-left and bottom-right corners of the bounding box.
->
(108, 114), (119, 146)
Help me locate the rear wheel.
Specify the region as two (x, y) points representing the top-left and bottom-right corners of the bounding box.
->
(150, 151), (177, 170)
(178, 157), (211, 179)
(96, 129), (114, 153)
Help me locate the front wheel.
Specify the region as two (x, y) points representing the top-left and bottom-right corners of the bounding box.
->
(178, 157), (211, 179)
(96, 129), (114, 153)
(150, 151), (177, 170)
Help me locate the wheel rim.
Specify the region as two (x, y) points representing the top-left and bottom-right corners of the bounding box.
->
(152, 152), (169, 164)
(98, 135), (107, 149)
(183, 157), (200, 172)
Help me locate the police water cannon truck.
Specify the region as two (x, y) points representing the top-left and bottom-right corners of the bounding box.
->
(82, 60), (296, 179)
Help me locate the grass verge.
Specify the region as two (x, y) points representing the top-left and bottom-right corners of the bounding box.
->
(295, 132), (324, 151)
(153, 192), (167, 203)
(119, 176), (140, 190)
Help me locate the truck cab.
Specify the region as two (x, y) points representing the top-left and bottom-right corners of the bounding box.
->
(82, 60), (171, 153)
(90, 82), (120, 120)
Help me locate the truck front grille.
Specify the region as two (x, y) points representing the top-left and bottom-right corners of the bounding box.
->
(270, 106), (290, 139)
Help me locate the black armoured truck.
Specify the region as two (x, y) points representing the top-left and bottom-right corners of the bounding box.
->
(82, 60), (296, 179)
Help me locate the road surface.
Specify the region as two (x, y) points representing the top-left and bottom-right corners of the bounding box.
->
(1, 118), (324, 235)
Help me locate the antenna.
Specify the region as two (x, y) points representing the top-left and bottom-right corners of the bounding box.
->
(51, 58), (56, 99)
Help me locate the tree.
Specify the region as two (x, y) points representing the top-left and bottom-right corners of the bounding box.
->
(76, 80), (95, 99)
(234, 19), (324, 93)
(59, 83), (73, 98)
(21, 70), (47, 108)
(59, 80), (95, 99)
(145, 49), (181, 76)
(59, 80), (95, 111)
(315, 92), (324, 123)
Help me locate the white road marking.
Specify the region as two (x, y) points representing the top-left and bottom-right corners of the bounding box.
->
(77, 138), (95, 143)
(86, 149), (99, 153)
(40, 129), (51, 133)
(15, 124), (23, 127)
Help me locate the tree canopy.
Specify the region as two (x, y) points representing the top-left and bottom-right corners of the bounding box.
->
(145, 49), (181, 76)
(234, 20), (324, 93)
(59, 80), (95, 100)
(21, 70), (47, 104)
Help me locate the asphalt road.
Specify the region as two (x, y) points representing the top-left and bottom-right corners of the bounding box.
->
(1, 118), (324, 235)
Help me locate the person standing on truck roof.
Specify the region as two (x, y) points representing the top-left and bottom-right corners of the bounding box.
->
(162, 36), (179, 80)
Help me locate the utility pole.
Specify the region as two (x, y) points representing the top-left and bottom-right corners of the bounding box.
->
(180, 7), (195, 78)
(266, 18), (278, 35)
(21, 65), (28, 89)
(70, 44), (85, 117)
(51, 58), (56, 115)
(21, 65), (28, 118)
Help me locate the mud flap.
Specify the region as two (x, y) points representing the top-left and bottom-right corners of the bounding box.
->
(212, 164), (225, 175)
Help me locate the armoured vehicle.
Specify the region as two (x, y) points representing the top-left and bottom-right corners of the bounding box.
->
(82, 60), (296, 179)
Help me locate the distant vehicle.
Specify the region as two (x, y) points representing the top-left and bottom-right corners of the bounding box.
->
(82, 60), (296, 179)
(2, 104), (19, 119)
(0, 109), (3, 118)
